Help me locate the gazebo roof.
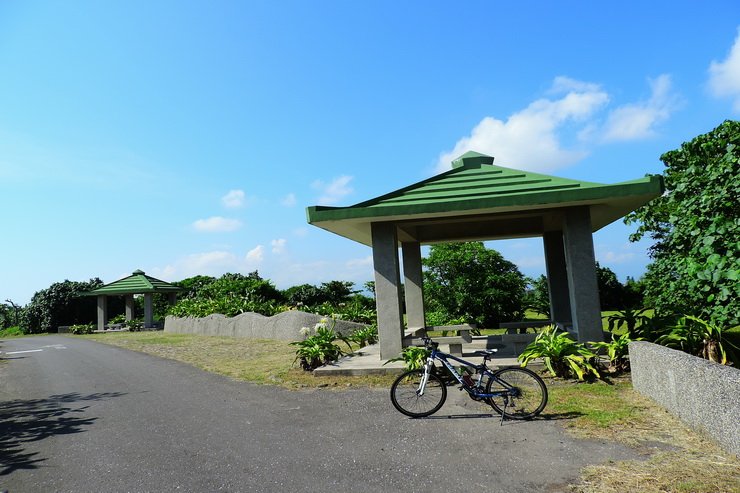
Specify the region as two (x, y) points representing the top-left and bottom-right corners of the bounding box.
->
(306, 151), (664, 246)
(86, 270), (183, 296)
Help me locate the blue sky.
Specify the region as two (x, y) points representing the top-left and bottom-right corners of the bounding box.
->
(1, 1), (739, 304)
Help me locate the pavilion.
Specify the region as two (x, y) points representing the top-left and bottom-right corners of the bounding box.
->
(85, 270), (183, 330)
(306, 151), (663, 359)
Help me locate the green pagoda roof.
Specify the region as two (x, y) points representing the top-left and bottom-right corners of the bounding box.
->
(85, 270), (183, 296)
(306, 151), (664, 246)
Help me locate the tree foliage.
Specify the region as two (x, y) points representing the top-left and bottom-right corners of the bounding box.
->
(626, 120), (740, 327)
(422, 242), (527, 328)
(20, 279), (104, 333)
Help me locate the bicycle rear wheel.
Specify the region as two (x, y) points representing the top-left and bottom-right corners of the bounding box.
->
(485, 367), (547, 420)
(390, 369), (447, 418)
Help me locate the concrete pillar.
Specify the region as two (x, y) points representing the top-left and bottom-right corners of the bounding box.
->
(402, 241), (425, 331)
(125, 295), (135, 321)
(543, 231), (572, 327)
(144, 293), (154, 328)
(168, 292), (178, 305)
(97, 295), (107, 331)
(371, 222), (404, 359)
(563, 207), (603, 342)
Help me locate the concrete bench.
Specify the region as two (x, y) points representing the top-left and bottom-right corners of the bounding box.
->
(499, 321), (552, 334)
(403, 324), (475, 356)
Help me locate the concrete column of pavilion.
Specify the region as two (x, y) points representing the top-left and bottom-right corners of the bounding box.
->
(307, 151), (663, 360)
(86, 270), (184, 330)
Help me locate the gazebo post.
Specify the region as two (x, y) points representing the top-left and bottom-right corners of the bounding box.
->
(97, 295), (107, 331)
(401, 241), (426, 332)
(144, 294), (154, 328)
(543, 231), (573, 328)
(371, 222), (404, 359)
(125, 295), (135, 321)
(563, 207), (603, 342)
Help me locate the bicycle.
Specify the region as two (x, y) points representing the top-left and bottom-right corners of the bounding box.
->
(390, 335), (547, 422)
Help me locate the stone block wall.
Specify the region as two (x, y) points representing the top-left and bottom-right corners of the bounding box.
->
(164, 311), (368, 341)
(629, 341), (739, 456)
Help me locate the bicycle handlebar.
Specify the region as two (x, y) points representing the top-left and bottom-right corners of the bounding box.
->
(420, 335), (439, 350)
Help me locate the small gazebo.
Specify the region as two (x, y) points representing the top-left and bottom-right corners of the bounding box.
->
(306, 151), (663, 359)
(86, 270), (183, 330)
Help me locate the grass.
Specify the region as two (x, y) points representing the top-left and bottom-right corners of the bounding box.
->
(73, 331), (740, 492)
(545, 376), (740, 492)
(80, 331), (397, 388)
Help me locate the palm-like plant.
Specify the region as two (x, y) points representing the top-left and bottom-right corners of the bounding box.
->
(518, 325), (600, 380)
(291, 320), (347, 371)
(591, 333), (633, 373)
(656, 315), (731, 365)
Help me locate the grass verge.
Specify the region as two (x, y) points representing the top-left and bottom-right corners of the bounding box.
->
(545, 377), (740, 492)
(80, 331), (396, 388)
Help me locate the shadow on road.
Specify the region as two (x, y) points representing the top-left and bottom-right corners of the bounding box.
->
(0, 392), (126, 475)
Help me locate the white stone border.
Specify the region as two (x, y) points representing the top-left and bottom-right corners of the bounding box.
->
(629, 341), (740, 456)
(164, 310), (368, 341)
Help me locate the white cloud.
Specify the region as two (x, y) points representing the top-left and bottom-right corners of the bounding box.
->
(151, 251), (240, 279)
(192, 216), (243, 233)
(281, 193), (297, 207)
(708, 28), (740, 112)
(601, 74), (680, 141)
(245, 245), (264, 264)
(436, 77), (609, 172)
(312, 175), (354, 205)
(271, 238), (287, 254)
(437, 75), (682, 173)
(346, 256), (373, 268)
(292, 227), (309, 238)
(221, 189), (245, 208)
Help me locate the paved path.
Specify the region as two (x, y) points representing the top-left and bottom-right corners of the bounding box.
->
(0, 336), (635, 492)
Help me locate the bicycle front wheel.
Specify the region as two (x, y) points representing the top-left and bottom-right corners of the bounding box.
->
(390, 369), (447, 418)
(486, 367), (547, 420)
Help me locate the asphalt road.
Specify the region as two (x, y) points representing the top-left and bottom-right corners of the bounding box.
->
(0, 336), (635, 493)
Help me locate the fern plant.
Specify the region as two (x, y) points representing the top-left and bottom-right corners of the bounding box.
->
(518, 325), (600, 380)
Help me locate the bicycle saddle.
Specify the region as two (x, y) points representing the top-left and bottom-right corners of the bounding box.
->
(473, 349), (498, 357)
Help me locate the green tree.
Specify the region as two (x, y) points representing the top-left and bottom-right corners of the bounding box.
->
(21, 279), (104, 333)
(626, 120), (740, 327)
(525, 275), (551, 317)
(422, 242), (527, 328)
(596, 262), (625, 310)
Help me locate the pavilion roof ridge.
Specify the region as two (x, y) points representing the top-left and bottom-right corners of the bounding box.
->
(84, 270), (183, 296)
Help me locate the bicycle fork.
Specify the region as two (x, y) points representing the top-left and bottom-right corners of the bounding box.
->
(416, 358), (434, 396)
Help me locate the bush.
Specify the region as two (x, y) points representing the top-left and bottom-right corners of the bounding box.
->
(21, 279), (104, 333)
(518, 326), (600, 380)
(347, 324), (378, 347)
(69, 324), (95, 335)
(656, 315), (735, 365)
(384, 345), (430, 371)
(291, 318), (347, 371)
(0, 326), (26, 337)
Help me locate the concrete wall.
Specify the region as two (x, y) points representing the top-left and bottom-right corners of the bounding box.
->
(164, 310), (367, 341)
(629, 341), (740, 456)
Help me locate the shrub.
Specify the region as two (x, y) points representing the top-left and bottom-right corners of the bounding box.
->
(518, 325), (600, 380)
(290, 318), (347, 371)
(69, 324), (95, 335)
(0, 326), (26, 337)
(591, 333), (633, 373)
(384, 345), (430, 371)
(347, 324), (378, 347)
(656, 315), (735, 365)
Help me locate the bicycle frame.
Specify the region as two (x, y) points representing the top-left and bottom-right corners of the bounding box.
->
(418, 346), (509, 400)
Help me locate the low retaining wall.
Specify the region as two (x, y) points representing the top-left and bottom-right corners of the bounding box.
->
(164, 311), (367, 341)
(629, 341), (739, 455)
